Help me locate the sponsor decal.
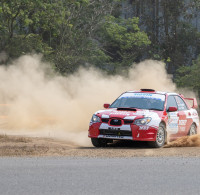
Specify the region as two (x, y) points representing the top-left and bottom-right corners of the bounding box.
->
(179, 120), (187, 126)
(98, 135), (133, 140)
(167, 112), (179, 133)
(105, 135), (124, 139)
(168, 118), (173, 124)
(168, 118), (178, 125)
(108, 127), (120, 130)
(169, 123), (178, 128)
(109, 111), (131, 116)
(102, 114), (109, 119)
(169, 112), (177, 116)
(124, 116), (136, 120)
(139, 126), (149, 130)
(100, 123), (131, 131)
(119, 93), (165, 101)
(95, 109), (112, 114)
(179, 126), (185, 131)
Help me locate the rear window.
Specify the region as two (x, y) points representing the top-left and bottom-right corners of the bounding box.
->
(175, 96), (188, 111)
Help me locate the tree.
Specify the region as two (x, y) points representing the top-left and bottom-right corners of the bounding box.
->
(98, 15), (151, 71)
(128, 0), (200, 74)
(53, 0), (116, 73)
(175, 56), (200, 95)
(0, 0), (54, 59)
(0, 0), (117, 73)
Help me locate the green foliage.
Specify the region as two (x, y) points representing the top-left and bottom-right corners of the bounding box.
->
(0, 0), (151, 73)
(51, 0), (115, 73)
(0, 0), (115, 72)
(130, 0), (200, 74)
(0, 0), (200, 82)
(99, 15), (151, 67)
(5, 34), (53, 58)
(175, 56), (200, 94)
(0, 0), (60, 59)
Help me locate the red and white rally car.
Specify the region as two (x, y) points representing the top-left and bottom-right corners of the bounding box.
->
(88, 89), (199, 148)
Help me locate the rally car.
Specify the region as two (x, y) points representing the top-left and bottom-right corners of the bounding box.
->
(88, 89), (199, 148)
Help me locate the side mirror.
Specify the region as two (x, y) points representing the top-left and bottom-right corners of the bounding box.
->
(104, 103), (110, 109)
(168, 106), (178, 112)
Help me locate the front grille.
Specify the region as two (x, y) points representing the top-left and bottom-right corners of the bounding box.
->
(99, 129), (132, 136)
(100, 118), (133, 125)
(110, 119), (122, 126)
(101, 118), (109, 123)
(124, 120), (133, 124)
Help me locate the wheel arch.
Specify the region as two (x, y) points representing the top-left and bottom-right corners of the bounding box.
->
(160, 120), (166, 128)
(187, 122), (197, 135)
(159, 121), (167, 143)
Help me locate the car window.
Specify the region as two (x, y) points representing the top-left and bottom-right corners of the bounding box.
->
(166, 96), (177, 111)
(110, 93), (165, 110)
(175, 96), (188, 111)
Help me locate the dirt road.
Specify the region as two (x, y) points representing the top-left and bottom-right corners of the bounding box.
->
(1, 134), (200, 157)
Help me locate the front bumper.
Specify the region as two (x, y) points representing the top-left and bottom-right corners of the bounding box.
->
(88, 122), (158, 142)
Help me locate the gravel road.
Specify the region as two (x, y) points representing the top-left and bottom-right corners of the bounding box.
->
(1, 157), (200, 195)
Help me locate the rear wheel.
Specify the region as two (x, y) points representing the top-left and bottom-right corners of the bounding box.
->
(188, 124), (197, 136)
(148, 123), (166, 148)
(91, 138), (107, 147)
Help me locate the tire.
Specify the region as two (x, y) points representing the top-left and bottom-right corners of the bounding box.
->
(91, 138), (107, 147)
(148, 123), (166, 148)
(188, 123), (197, 136)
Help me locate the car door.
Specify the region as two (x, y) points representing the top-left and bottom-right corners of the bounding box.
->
(174, 96), (190, 136)
(166, 95), (180, 137)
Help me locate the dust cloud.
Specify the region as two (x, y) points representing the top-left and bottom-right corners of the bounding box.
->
(165, 135), (200, 148)
(0, 54), (195, 146)
(0, 52), (8, 63)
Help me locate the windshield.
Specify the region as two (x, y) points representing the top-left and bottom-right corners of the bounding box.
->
(110, 92), (165, 111)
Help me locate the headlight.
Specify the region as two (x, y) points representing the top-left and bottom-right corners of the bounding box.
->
(91, 114), (101, 123)
(134, 117), (151, 125)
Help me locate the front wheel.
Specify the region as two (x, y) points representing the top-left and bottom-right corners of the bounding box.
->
(148, 123), (166, 148)
(188, 124), (197, 136)
(91, 138), (107, 147)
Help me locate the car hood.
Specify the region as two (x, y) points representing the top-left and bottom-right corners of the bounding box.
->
(95, 108), (162, 120)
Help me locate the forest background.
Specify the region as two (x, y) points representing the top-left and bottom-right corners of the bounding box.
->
(1, 0), (200, 94)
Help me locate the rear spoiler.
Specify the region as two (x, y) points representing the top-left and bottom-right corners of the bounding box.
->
(184, 98), (198, 109)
